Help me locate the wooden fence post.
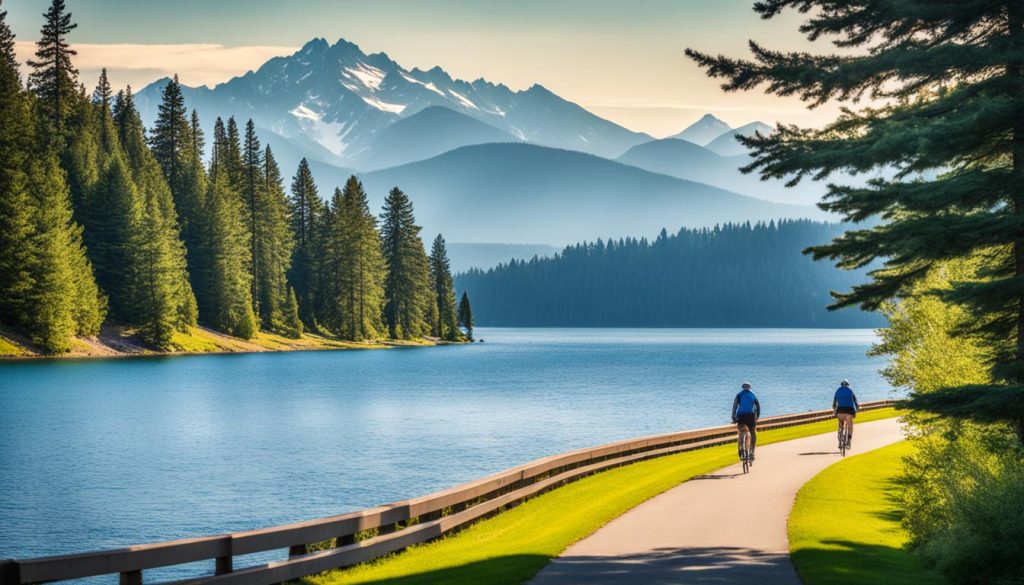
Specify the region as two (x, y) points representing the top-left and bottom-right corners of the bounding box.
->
(119, 570), (142, 585)
(0, 560), (20, 585)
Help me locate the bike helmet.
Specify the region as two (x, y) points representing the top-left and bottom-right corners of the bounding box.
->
(840, 379), (850, 386)
(741, 382), (752, 389)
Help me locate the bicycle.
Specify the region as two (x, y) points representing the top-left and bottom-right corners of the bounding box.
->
(837, 417), (851, 457)
(738, 427), (754, 473)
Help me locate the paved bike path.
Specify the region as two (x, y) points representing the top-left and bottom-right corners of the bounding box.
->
(530, 418), (903, 585)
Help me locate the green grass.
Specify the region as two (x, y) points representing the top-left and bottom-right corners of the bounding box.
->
(0, 334), (26, 356)
(789, 440), (945, 585)
(305, 407), (900, 585)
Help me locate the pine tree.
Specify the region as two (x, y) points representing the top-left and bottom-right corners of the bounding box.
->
(92, 68), (111, 105)
(322, 177), (386, 340)
(87, 154), (141, 322)
(200, 145), (256, 339)
(685, 0), (1024, 440)
(288, 158), (324, 329)
(26, 153), (106, 353)
(458, 291), (474, 341)
(149, 75), (193, 222)
(281, 286), (303, 339)
(429, 234), (458, 340)
(258, 144), (296, 332)
(111, 85), (197, 344)
(26, 0), (77, 150)
(224, 116), (244, 192)
(0, 4), (39, 330)
(380, 187), (432, 339)
(241, 120), (263, 318)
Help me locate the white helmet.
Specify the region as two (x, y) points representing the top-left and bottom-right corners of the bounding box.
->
(741, 382), (752, 389)
(841, 379), (850, 386)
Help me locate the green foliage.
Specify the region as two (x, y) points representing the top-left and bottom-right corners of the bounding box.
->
(26, 0), (77, 149)
(873, 259), (1023, 584)
(380, 187), (432, 339)
(458, 220), (880, 327)
(321, 177), (386, 341)
(457, 291), (473, 341)
(288, 158), (325, 330)
(429, 234), (458, 340)
(281, 286), (303, 339)
(197, 150), (257, 339)
(686, 0), (1024, 435)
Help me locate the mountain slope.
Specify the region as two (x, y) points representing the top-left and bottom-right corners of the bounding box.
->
(361, 106), (518, 170)
(615, 138), (827, 205)
(135, 37), (651, 169)
(670, 113), (731, 145)
(358, 143), (824, 245)
(705, 121), (774, 156)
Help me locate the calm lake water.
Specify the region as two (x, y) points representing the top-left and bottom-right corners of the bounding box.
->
(0, 328), (894, 578)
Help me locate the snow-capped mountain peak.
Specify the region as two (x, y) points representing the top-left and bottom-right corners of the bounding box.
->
(135, 36), (650, 169)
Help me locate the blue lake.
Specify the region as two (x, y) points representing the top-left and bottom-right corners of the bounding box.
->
(0, 328), (895, 578)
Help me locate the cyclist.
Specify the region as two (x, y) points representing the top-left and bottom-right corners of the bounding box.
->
(833, 379), (860, 448)
(732, 382), (761, 462)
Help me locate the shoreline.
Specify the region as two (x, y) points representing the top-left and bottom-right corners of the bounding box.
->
(0, 325), (461, 362)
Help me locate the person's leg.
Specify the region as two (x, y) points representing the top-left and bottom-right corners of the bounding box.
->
(748, 419), (757, 458)
(838, 413), (853, 444)
(736, 422), (748, 457)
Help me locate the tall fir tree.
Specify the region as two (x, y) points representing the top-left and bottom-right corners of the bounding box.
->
(111, 85), (198, 343)
(686, 0), (1024, 441)
(224, 116), (244, 192)
(380, 187), (432, 339)
(241, 120), (263, 318)
(458, 291), (474, 341)
(258, 144), (296, 333)
(26, 0), (77, 150)
(429, 234), (459, 340)
(0, 3), (40, 332)
(322, 178), (386, 340)
(199, 133), (256, 339)
(288, 158), (324, 329)
(149, 75), (194, 229)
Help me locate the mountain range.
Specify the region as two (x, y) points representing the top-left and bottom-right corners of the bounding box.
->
(133, 36), (840, 268)
(135, 37), (650, 170)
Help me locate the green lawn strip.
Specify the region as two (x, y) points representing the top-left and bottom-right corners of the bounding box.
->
(306, 407), (899, 585)
(789, 440), (945, 585)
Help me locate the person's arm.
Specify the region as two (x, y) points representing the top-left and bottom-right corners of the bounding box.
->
(754, 397), (761, 419)
(833, 391), (838, 411)
(732, 394), (739, 422)
(853, 391), (860, 409)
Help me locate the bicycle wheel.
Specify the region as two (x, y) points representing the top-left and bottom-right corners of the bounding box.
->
(839, 428), (847, 457)
(742, 451), (749, 474)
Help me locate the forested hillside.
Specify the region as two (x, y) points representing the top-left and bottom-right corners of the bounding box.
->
(456, 220), (883, 328)
(0, 1), (464, 355)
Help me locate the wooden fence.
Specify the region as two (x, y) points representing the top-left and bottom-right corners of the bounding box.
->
(0, 400), (895, 585)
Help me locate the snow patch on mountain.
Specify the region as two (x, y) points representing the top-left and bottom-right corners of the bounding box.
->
(361, 95), (406, 114)
(344, 63), (386, 90)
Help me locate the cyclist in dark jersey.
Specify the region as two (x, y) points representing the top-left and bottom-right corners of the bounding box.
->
(732, 383), (761, 461)
(833, 379), (860, 447)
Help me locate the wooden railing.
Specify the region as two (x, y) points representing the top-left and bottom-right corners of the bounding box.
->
(0, 400), (895, 585)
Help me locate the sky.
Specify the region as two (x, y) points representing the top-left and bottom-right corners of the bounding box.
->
(7, 0), (849, 137)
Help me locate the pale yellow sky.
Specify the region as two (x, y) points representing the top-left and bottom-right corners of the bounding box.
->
(10, 1), (853, 136)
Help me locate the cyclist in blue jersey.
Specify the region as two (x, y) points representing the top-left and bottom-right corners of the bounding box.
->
(833, 379), (860, 448)
(732, 382), (761, 461)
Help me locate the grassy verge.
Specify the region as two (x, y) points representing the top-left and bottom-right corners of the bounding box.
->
(305, 407), (900, 585)
(789, 440), (945, 585)
(2, 325), (445, 359)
